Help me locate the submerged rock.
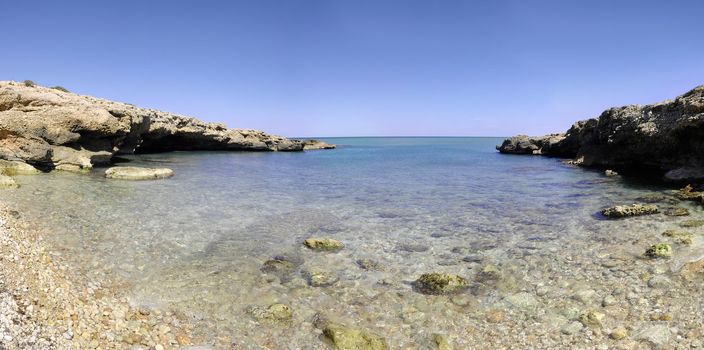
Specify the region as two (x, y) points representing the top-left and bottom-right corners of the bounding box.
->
(302, 268), (339, 287)
(356, 258), (383, 271)
(105, 166), (174, 180)
(662, 230), (693, 245)
(601, 204), (658, 218)
(322, 323), (388, 350)
(414, 273), (468, 295)
(674, 184), (704, 202)
(578, 310), (605, 328)
(644, 243), (673, 259)
(247, 303), (292, 323)
(432, 333), (452, 350)
(0, 175), (18, 188)
(303, 238), (344, 251)
(635, 324), (671, 347)
(680, 219), (704, 228)
(604, 169), (619, 177)
(0, 160), (40, 175)
(663, 207), (689, 216)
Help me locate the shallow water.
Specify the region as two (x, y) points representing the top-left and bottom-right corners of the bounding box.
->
(5, 137), (704, 348)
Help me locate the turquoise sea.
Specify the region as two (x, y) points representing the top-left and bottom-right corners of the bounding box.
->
(5, 137), (704, 348)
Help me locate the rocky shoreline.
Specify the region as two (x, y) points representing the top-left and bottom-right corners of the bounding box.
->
(0, 80), (334, 173)
(497, 85), (704, 183)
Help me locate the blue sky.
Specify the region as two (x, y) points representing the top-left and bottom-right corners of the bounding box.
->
(3, 0), (703, 137)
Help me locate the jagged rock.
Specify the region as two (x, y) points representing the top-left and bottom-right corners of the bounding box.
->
(302, 139), (336, 150)
(604, 169), (619, 177)
(105, 166), (174, 180)
(322, 323), (388, 350)
(414, 273), (468, 295)
(601, 204), (658, 218)
(0, 81), (317, 170)
(578, 310), (605, 328)
(498, 86), (704, 179)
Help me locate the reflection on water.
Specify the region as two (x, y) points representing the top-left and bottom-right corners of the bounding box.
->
(4, 138), (704, 348)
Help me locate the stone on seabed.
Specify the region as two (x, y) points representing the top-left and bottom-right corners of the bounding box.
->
(104, 166), (174, 180)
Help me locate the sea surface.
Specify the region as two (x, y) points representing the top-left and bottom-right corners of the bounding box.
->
(4, 137), (704, 348)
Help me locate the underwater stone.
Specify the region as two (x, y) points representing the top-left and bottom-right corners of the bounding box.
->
(644, 243), (673, 259)
(302, 268), (339, 287)
(247, 303), (292, 323)
(578, 310), (605, 328)
(432, 333), (452, 350)
(600, 204), (658, 218)
(0, 160), (40, 176)
(680, 219), (704, 228)
(105, 166), (174, 180)
(414, 273), (468, 295)
(662, 230), (693, 245)
(0, 175), (18, 189)
(663, 207), (689, 216)
(610, 328), (628, 340)
(475, 264), (502, 282)
(303, 238), (344, 251)
(561, 321), (584, 335)
(322, 323), (388, 350)
(356, 258), (383, 271)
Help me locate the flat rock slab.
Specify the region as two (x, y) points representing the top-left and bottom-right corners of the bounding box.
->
(105, 166), (173, 180)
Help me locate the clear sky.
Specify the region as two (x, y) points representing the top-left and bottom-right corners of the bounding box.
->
(3, 0), (703, 137)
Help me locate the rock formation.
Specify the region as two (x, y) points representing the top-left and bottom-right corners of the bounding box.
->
(0, 81), (333, 172)
(497, 85), (704, 182)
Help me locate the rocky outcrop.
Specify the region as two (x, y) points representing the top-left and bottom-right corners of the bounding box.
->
(302, 139), (336, 150)
(0, 81), (327, 171)
(498, 86), (704, 181)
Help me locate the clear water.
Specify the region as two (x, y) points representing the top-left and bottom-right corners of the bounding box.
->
(5, 137), (704, 348)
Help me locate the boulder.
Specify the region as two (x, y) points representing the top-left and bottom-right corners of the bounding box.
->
(105, 166), (174, 180)
(601, 204), (658, 218)
(644, 243), (672, 259)
(414, 273), (468, 295)
(303, 238), (344, 251)
(322, 323), (388, 350)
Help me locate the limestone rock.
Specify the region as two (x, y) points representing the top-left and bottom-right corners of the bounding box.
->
(302, 139), (336, 150)
(498, 85), (704, 179)
(644, 243), (672, 259)
(414, 273), (468, 295)
(0, 80), (310, 170)
(105, 166), (174, 180)
(601, 204), (658, 218)
(322, 323), (388, 350)
(303, 238), (344, 251)
(0, 160), (40, 175)
(247, 303), (292, 324)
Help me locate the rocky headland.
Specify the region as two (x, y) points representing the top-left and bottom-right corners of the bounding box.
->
(497, 85), (704, 182)
(0, 80), (333, 174)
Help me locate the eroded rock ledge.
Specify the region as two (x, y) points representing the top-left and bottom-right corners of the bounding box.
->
(497, 85), (704, 182)
(0, 81), (332, 171)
